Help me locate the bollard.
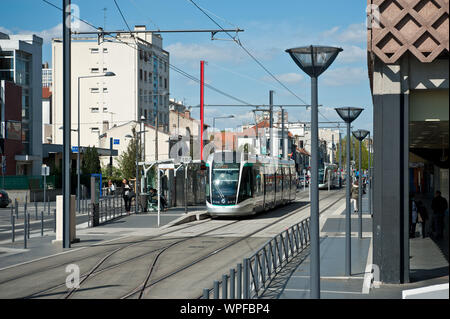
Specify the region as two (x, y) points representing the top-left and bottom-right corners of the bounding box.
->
(222, 274), (228, 299)
(41, 211), (44, 236)
(12, 215), (15, 243)
(213, 280), (220, 299)
(48, 195), (51, 216)
(27, 213), (30, 239)
(23, 213), (27, 249)
(202, 288), (209, 299)
(35, 201), (38, 220)
(237, 263), (242, 299)
(15, 199), (18, 218)
(113, 194), (116, 219)
(230, 268), (235, 299)
(53, 209), (56, 232)
(243, 258), (250, 299)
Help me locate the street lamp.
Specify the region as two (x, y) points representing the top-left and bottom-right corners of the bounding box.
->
(213, 115), (235, 133)
(335, 107), (363, 277)
(352, 129), (369, 239)
(286, 45), (342, 299)
(77, 72), (116, 215)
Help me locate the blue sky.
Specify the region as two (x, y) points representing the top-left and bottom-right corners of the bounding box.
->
(0, 0), (373, 133)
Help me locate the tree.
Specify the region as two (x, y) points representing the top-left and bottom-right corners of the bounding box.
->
(335, 136), (372, 170)
(81, 146), (101, 175)
(116, 127), (141, 180)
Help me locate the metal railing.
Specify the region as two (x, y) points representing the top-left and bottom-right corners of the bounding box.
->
(202, 217), (311, 299)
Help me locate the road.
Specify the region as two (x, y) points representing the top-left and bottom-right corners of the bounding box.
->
(0, 188), (344, 299)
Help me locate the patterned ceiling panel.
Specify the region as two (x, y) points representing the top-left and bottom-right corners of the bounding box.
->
(368, 0), (449, 63)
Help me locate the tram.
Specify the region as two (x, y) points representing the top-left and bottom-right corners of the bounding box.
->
(318, 163), (339, 190)
(206, 151), (297, 217)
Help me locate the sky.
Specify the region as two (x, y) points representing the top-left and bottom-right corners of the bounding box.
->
(0, 0), (373, 134)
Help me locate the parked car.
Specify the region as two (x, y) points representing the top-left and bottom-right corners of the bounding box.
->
(0, 190), (12, 208)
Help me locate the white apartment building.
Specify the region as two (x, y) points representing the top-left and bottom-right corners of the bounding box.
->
(0, 32), (43, 175)
(51, 25), (170, 149)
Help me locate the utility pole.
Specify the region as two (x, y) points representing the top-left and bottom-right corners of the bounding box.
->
(339, 130), (342, 188)
(62, 0), (71, 248)
(269, 91), (274, 157)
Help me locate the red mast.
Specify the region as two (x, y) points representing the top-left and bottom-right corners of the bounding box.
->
(200, 60), (205, 161)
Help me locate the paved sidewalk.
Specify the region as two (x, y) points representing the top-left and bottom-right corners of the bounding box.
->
(0, 205), (206, 270)
(273, 194), (449, 299)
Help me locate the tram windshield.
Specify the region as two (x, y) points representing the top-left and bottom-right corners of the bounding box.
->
(318, 168), (325, 184)
(211, 162), (240, 205)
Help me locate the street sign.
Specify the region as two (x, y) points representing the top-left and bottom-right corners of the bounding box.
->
(113, 139), (120, 145)
(72, 146), (79, 153)
(41, 165), (50, 176)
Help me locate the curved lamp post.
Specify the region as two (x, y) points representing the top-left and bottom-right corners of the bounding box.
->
(352, 129), (370, 239)
(286, 45), (342, 299)
(335, 107), (363, 276)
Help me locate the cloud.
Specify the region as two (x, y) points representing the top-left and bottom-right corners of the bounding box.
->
(0, 21), (95, 44)
(321, 67), (367, 87)
(338, 45), (366, 63)
(321, 23), (366, 44)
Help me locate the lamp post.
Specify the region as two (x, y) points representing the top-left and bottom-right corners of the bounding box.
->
(335, 107), (363, 276)
(352, 129), (369, 239)
(213, 115), (235, 133)
(77, 72), (115, 214)
(368, 132), (372, 217)
(286, 45), (342, 299)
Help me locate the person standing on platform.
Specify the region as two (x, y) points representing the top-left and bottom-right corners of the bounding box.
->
(351, 180), (359, 213)
(416, 200), (428, 238)
(409, 193), (418, 238)
(431, 190), (448, 239)
(122, 178), (132, 215)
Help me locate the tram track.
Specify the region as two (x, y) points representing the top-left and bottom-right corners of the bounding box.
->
(4, 188), (343, 299)
(122, 190), (345, 299)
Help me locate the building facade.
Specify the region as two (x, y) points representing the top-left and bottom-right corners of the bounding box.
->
(367, 0), (449, 283)
(51, 25), (170, 149)
(0, 32), (43, 175)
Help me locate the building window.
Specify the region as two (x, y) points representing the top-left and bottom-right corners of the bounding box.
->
(144, 71), (147, 82)
(164, 61), (167, 72)
(164, 78), (167, 89)
(90, 48), (99, 54)
(91, 127), (100, 133)
(159, 76), (162, 88)
(140, 69), (143, 81)
(90, 107), (99, 113)
(90, 88), (99, 93)
(103, 107), (108, 113)
(144, 90), (148, 103)
(103, 48), (108, 53)
(103, 67), (108, 72)
(91, 68), (99, 73)
(103, 87), (108, 93)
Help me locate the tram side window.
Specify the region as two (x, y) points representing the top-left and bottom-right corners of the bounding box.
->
(205, 166), (210, 202)
(238, 166), (253, 202)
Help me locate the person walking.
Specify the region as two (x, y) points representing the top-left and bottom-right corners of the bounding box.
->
(409, 193), (418, 238)
(431, 190), (448, 239)
(108, 180), (115, 195)
(351, 180), (359, 213)
(122, 178), (132, 215)
(416, 200), (428, 238)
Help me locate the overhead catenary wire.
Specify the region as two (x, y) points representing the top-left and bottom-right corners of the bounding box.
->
(187, 0), (336, 123)
(41, 0), (254, 108)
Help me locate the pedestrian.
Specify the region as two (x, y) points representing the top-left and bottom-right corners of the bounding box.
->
(431, 190), (448, 239)
(416, 200), (428, 238)
(108, 180), (115, 195)
(351, 180), (359, 213)
(409, 193), (418, 238)
(122, 178), (132, 215)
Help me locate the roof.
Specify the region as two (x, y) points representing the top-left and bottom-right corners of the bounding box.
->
(42, 87), (52, 99)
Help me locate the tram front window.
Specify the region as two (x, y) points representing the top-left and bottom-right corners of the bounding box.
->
(318, 168), (325, 184)
(211, 163), (240, 205)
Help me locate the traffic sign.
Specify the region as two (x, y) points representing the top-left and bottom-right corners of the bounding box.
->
(72, 146), (79, 153)
(159, 163), (175, 169)
(41, 165), (50, 176)
(113, 139), (120, 145)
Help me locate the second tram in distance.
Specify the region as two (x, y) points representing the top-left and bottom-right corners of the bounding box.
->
(206, 151), (297, 217)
